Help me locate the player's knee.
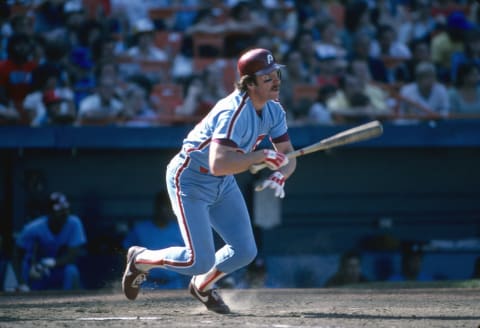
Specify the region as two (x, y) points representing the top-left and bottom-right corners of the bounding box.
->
(237, 243), (257, 266)
(190, 255), (216, 275)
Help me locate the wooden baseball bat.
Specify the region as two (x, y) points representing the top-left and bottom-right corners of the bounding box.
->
(250, 120), (383, 174)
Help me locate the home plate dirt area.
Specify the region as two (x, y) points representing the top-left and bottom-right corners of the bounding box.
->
(0, 286), (479, 328)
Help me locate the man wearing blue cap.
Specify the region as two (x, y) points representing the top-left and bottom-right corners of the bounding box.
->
(11, 192), (87, 291)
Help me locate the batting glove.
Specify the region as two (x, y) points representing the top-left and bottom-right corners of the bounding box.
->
(263, 149), (289, 171)
(255, 171), (286, 198)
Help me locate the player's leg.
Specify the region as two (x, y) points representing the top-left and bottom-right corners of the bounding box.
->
(126, 164), (223, 277)
(135, 195), (217, 275)
(62, 264), (81, 290)
(191, 178), (257, 291)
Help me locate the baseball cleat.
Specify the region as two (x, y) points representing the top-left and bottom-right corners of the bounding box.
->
(122, 246), (147, 300)
(189, 282), (231, 314)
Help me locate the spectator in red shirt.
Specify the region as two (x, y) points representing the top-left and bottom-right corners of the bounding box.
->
(0, 33), (37, 124)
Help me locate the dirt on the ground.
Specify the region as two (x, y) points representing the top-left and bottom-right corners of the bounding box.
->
(0, 286), (479, 328)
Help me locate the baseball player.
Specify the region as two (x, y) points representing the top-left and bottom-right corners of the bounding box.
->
(12, 192), (87, 291)
(122, 48), (297, 314)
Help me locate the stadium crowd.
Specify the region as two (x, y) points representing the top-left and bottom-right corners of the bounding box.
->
(1, 0), (480, 128)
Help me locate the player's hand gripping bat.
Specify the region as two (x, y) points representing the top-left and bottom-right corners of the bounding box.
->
(250, 120), (383, 174)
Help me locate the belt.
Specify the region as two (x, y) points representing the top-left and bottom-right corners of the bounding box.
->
(178, 151), (209, 174)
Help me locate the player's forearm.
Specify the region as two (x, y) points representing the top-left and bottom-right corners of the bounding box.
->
(209, 150), (265, 176)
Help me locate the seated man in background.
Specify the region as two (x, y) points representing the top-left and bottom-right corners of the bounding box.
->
(325, 250), (369, 287)
(122, 191), (188, 289)
(388, 243), (432, 282)
(12, 192), (87, 291)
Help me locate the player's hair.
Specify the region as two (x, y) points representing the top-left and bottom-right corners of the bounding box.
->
(235, 74), (257, 92)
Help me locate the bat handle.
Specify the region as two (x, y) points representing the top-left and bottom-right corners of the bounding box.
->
(249, 150), (298, 174)
(249, 162), (267, 174)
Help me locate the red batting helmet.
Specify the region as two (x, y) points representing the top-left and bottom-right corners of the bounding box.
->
(237, 48), (285, 76)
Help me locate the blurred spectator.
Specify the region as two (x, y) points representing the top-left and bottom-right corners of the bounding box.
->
(313, 18), (347, 63)
(348, 31), (388, 83)
(296, 0), (332, 38)
(0, 4), (11, 60)
(373, 24), (411, 60)
(397, 0), (437, 45)
(399, 61), (450, 118)
(122, 18), (168, 83)
(370, 24), (411, 83)
(9, 13), (34, 37)
(403, 39), (432, 83)
(109, 0), (168, 34)
(47, 1), (88, 50)
(42, 89), (77, 125)
(327, 74), (382, 124)
(450, 27), (480, 83)
(308, 84), (336, 125)
(340, 0), (376, 55)
(23, 63), (76, 126)
(388, 243), (432, 282)
(39, 37), (74, 87)
(69, 19), (104, 80)
(0, 33), (37, 124)
(170, 0), (202, 32)
(370, 0), (407, 33)
(122, 81), (157, 127)
(349, 58), (393, 116)
(431, 11), (473, 83)
(325, 250), (369, 287)
(125, 18), (167, 62)
(316, 55), (344, 88)
(77, 73), (125, 126)
(33, 0), (77, 35)
(280, 49), (316, 121)
(288, 30), (319, 82)
(122, 190), (188, 289)
(222, 1), (268, 58)
(184, 7), (227, 36)
(176, 62), (227, 117)
(431, 0), (470, 19)
(264, 5), (298, 56)
(11, 192), (87, 291)
(91, 35), (123, 69)
(448, 62), (480, 116)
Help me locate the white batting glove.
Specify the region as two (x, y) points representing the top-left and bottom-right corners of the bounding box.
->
(255, 171), (286, 198)
(263, 149), (289, 171)
(29, 264), (44, 280)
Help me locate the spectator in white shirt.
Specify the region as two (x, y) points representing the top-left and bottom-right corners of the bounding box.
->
(399, 61), (450, 118)
(77, 75), (125, 125)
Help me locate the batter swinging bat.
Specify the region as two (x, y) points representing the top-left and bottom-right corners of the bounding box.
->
(250, 120), (383, 174)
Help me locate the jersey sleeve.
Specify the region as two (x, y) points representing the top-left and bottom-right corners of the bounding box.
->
(211, 109), (246, 147)
(67, 216), (87, 248)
